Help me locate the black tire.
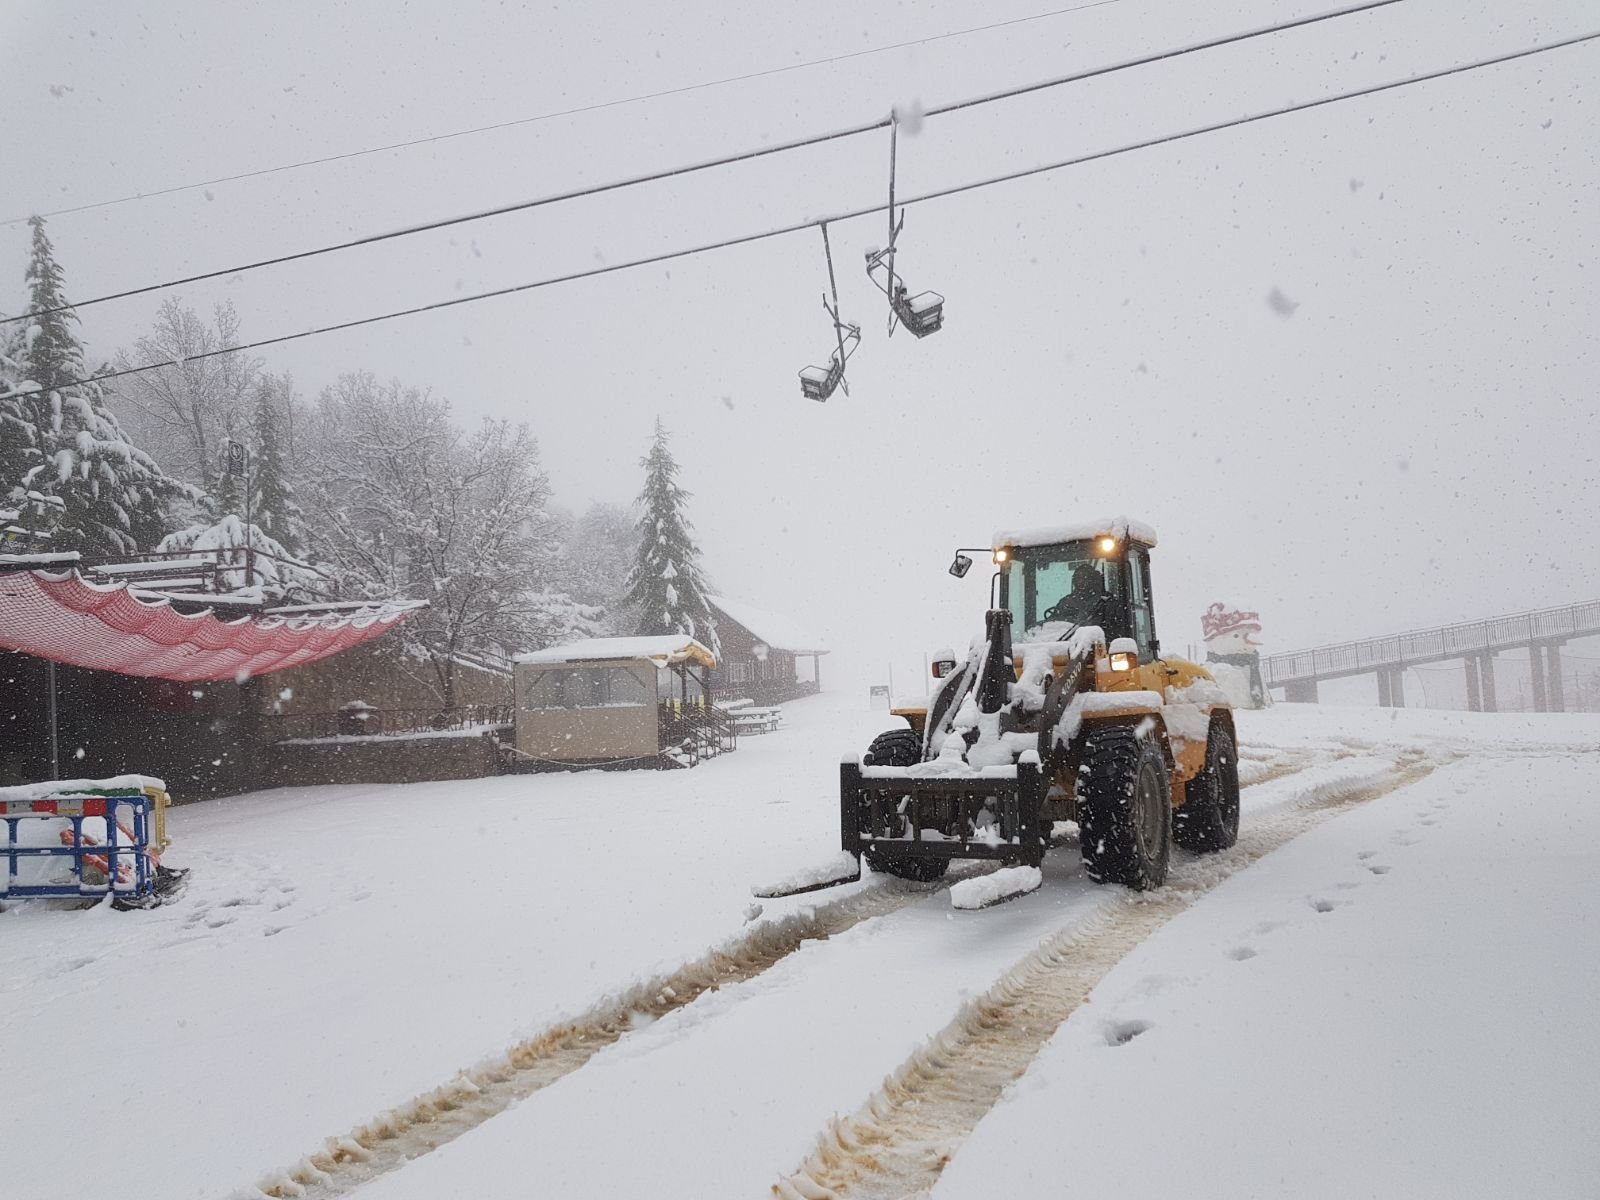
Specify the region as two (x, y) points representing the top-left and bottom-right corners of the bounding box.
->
(1173, 718), (1241, 853)
(860, 728), (950, 883)
(864, 852), (950, 882)
(1077, 724), (1171, 890)
(862, 728), (922, 767)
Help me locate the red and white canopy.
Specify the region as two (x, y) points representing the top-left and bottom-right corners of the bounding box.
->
(0, 568), (418, 681)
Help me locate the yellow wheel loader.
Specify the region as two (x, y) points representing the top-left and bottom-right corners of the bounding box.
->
(764, 519), (1239, 903)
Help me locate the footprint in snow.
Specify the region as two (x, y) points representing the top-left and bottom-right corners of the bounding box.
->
(1356, 850), (1377, 861)
(1104, 1019), (1153, 1046)
(1226, 946), (1258, 961)
(1308, 896), (1346, 914)
(1366, 863), (1392, 875)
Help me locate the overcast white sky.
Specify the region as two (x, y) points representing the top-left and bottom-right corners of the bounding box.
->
(3, 0), (1595, 697)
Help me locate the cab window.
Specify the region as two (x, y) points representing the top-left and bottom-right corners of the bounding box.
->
(1003, 541), (1125, 642)
(1128, 549), (1158, 659)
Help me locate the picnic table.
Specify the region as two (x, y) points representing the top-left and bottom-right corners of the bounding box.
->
(719, 699), (783, 734)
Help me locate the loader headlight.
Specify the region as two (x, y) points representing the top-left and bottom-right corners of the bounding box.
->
(1108, 637), (1139, 672)
(993, 547), (1011, 566)
(1096, 536), (1118, 556)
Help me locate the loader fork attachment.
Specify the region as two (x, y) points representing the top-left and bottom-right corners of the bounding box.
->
(842, 756), (1047, 867)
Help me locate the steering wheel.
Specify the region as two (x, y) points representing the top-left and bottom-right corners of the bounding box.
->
(1041, 596), (1078, 624)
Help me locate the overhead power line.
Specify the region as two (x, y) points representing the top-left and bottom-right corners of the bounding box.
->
(3, 0), (1124, 227)
(8, 26), (1592, 402)
(4, 0), (1404, 327)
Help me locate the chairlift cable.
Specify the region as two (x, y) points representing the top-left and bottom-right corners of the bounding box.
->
(2, 0), (1125, 228)
(5, 28), (1593, 398)
(3, 0), (1407, 327)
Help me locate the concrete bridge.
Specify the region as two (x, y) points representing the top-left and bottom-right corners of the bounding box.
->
(1262, 601), (1600, 712)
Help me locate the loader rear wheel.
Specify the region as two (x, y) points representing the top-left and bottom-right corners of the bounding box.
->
(861, 728), (950, 883)
(1077, 724), (1171, 890)
(1173, 719), (1241, 853)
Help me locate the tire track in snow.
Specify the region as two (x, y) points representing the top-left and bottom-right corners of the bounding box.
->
(239, 866), (1001, 1200)
(236, 752), (1348, 1200)
(771, 750), (1440, 1200)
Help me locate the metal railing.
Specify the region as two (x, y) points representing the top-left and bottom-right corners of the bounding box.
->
(1262, 600), (1600, 686)
(266, 703), (514, 742)
(660, 702), (738, 765)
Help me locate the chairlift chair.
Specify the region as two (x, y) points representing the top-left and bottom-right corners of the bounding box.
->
(866, 244), (945, 339)
(864, 114), (946, 340)
(799, 321), (861, 402)
(798, 223), (861, 402)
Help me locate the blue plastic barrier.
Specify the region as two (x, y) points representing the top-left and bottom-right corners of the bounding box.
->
(1, 790), (156, 901)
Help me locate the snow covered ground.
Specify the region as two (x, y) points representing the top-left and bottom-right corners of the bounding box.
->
(3, 694), (1597, 1200)
(937, 749), (1600, 1200)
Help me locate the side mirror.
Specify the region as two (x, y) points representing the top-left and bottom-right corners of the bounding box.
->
(931, 649), (958, 678)
(948, 553), (973, 579)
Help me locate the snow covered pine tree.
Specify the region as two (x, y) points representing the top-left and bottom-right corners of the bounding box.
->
(622, 419), (719, 655)
(249, 377), (304, 555)
(7, 217), (185, 554)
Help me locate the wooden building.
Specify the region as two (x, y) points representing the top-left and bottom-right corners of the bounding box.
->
(511, 635), (729, 768)
(707, 596), (827, 706)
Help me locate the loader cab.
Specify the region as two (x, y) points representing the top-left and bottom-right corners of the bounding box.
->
(995, 532), (1159, 660)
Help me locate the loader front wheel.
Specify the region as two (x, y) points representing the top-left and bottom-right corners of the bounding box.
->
(862, 727), (922, 767)
(865, 851), (950, 882)
(1077, 724), (1170, 890)
(1173, 718), (1240, 853)
(861, 727), (950, 883)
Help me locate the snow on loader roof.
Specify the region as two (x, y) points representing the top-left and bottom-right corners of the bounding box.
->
(991, 515), (1158, 549)
(515, 635), (716, 670)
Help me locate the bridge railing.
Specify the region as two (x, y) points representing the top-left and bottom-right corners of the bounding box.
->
(1262, 600), (1600, 686)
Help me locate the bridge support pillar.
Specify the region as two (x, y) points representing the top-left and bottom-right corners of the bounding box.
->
(1284, 679), (1319, 704)
(1464, 657), (1482, 712)
(1546, 643), (1565, 712)
(1529, 643), (1547, 713)
(1377, 669), (1405, 708)
(1479, 653), (1498, 712)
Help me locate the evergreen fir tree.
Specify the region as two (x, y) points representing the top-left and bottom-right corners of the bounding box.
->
(209, 446), (242, 518)
(12, 217), (185, 553)
(621, 418), (718, 653)
(0, 317), (34, 507)
(250, 378), (302, 554)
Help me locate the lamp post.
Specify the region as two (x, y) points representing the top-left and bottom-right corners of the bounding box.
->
(225, 439), (253, 589)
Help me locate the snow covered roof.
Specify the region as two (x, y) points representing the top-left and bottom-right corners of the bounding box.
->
(708, 596), (828, 655)
(0, 551), (79, 568)
(515, 635), (716, 670)
(992, 516), (1158, 550)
